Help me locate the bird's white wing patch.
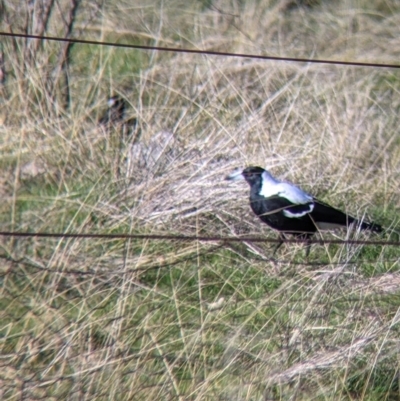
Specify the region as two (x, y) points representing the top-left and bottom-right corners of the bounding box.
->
(283, 203), (314, 218)
(260, 181), (313, 203)
(278, 183), (313, 204)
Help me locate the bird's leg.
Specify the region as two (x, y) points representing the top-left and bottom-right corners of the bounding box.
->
(273, 233), (286, 255)
(304, 234), (312, 257)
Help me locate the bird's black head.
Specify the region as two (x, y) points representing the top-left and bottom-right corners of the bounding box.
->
(107, 95), (125, 114)
(226, 166), (265, 187)
(99, 95), (126, 126)
(242, 166), (265, 183)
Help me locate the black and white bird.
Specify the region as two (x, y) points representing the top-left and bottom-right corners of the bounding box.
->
(99, 95), (126, 127)
(99, 95), (139, 138)
(226, 166), (382, 253)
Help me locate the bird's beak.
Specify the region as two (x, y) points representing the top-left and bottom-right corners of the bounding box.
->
(225, 168), (244, 181)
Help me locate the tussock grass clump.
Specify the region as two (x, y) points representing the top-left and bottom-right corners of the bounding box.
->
(1, 1), (400, 400)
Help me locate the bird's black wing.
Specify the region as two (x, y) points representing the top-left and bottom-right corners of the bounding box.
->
(311, 198), (382, 232)
(249, 194), (316, 234)
(250, 194), (312, 217)
(309, 199), (355, 227)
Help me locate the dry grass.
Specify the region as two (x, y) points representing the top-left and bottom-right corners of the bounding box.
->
(1, 0), (400, 400)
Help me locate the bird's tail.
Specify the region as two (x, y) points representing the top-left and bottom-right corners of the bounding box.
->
(313, 200), (383, 233)
(358, 220), (383, 233)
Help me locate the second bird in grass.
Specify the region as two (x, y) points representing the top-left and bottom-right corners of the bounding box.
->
(226, 166), (382, 253)
(99, 96), (126, 126)
(99, 95), (139, 138)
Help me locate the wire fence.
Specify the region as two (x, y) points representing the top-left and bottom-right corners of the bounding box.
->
(0, 25), (394, 256)
(0, 31), (400, 70)
(0, 30), (397, 251)
(0, 30), (396, 254)
(0, 230), (398, 247)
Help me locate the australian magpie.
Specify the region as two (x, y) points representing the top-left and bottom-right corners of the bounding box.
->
(99, 96), (126, 126)
(226, 166), (382, 253)
(99, 95), (139, 138)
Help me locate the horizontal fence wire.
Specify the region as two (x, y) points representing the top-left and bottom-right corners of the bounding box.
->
(0, 231), (398, 246)
(0, 31), (400, 69)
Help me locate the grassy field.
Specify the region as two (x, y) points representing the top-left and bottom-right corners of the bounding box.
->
(1, 0), (400, 399)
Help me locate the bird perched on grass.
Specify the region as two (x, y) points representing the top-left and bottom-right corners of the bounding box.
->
(226, 166), (382, 254)
(99, 95), (126, 126)
(99, 95), (139, 138)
